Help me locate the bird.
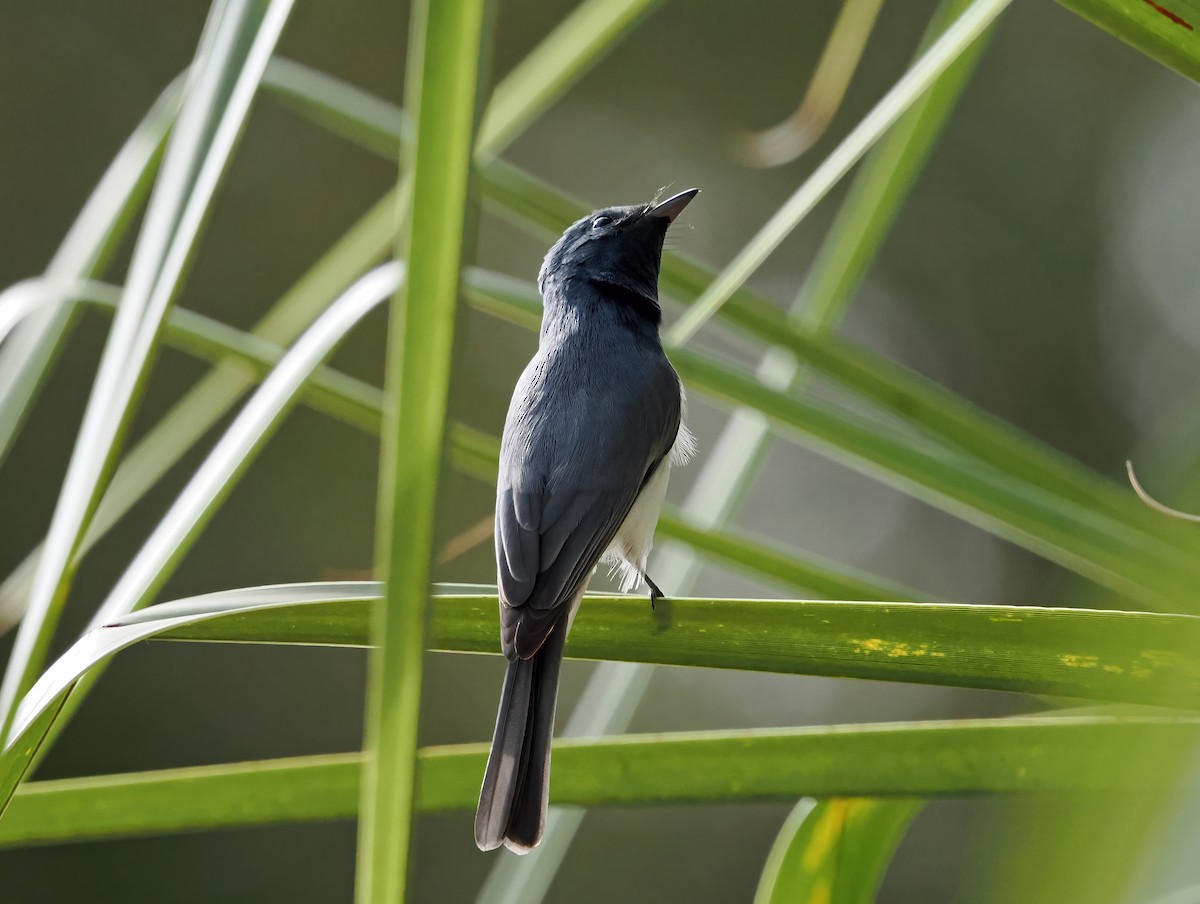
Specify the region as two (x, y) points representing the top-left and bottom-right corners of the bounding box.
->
(474, 188), (699, 854)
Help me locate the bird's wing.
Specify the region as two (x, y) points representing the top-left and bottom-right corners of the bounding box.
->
(495, 358), (681, 661)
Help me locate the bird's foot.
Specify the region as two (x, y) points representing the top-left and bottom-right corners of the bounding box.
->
(644, 573), (665, 611)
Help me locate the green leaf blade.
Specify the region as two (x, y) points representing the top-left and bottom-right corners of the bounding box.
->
(162, 594), (1200, 709)
(2, 715), (1195, 848)
(1057, 0), (1200, 83)
(754, 798), (921, 904)
(357, 0), (490, 898)
(0, 0), (297, 737)
(5, 585), (1197, 745)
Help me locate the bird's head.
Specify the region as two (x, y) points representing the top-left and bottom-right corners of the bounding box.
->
(538, 188), (699, 323)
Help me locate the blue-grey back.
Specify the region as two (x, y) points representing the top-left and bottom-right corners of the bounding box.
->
(494, 293), (681, 659)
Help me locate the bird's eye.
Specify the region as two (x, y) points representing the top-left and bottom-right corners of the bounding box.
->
(591, 216), (612, 230)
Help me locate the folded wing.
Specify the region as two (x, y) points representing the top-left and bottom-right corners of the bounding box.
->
(494, 354), (682, 660)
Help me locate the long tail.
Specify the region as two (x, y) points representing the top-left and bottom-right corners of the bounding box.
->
(474, 624), (567, 853)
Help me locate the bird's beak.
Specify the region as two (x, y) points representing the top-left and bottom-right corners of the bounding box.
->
(647, 187), (700, 223)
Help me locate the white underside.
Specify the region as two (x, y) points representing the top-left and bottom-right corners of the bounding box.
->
(602, 416), (696, 594)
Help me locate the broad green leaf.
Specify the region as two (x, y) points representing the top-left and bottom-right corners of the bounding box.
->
(2, 752), (362, 848)
(754, 798), (921, 904)
(1, 715), (1196, 848)
(0, 0), (296, 736)
(1056, 0), (1200, 83)
(357, 0), (488, 898)
(5, 582), (1198, 764)
(149, 595), (1200, 709)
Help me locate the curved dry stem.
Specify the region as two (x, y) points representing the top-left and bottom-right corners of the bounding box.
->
(737, 0), (886, 167)
(1126, 460), (1200, 523)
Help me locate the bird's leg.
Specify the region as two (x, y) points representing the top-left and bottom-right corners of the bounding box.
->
(643, 572), (665, 610)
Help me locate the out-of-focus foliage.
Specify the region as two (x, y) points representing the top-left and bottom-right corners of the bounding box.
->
(754, 798), (921, 904)
(1, 0), (1198, 901)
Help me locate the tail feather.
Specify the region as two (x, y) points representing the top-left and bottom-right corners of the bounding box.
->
(475, 625), (566, 853)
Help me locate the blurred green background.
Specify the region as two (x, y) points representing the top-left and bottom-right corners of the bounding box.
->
(1, 0), (1197, 900)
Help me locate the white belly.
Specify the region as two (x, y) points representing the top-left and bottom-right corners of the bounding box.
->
(606, 459), (673, 592)
(603, 419), (695, 593)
